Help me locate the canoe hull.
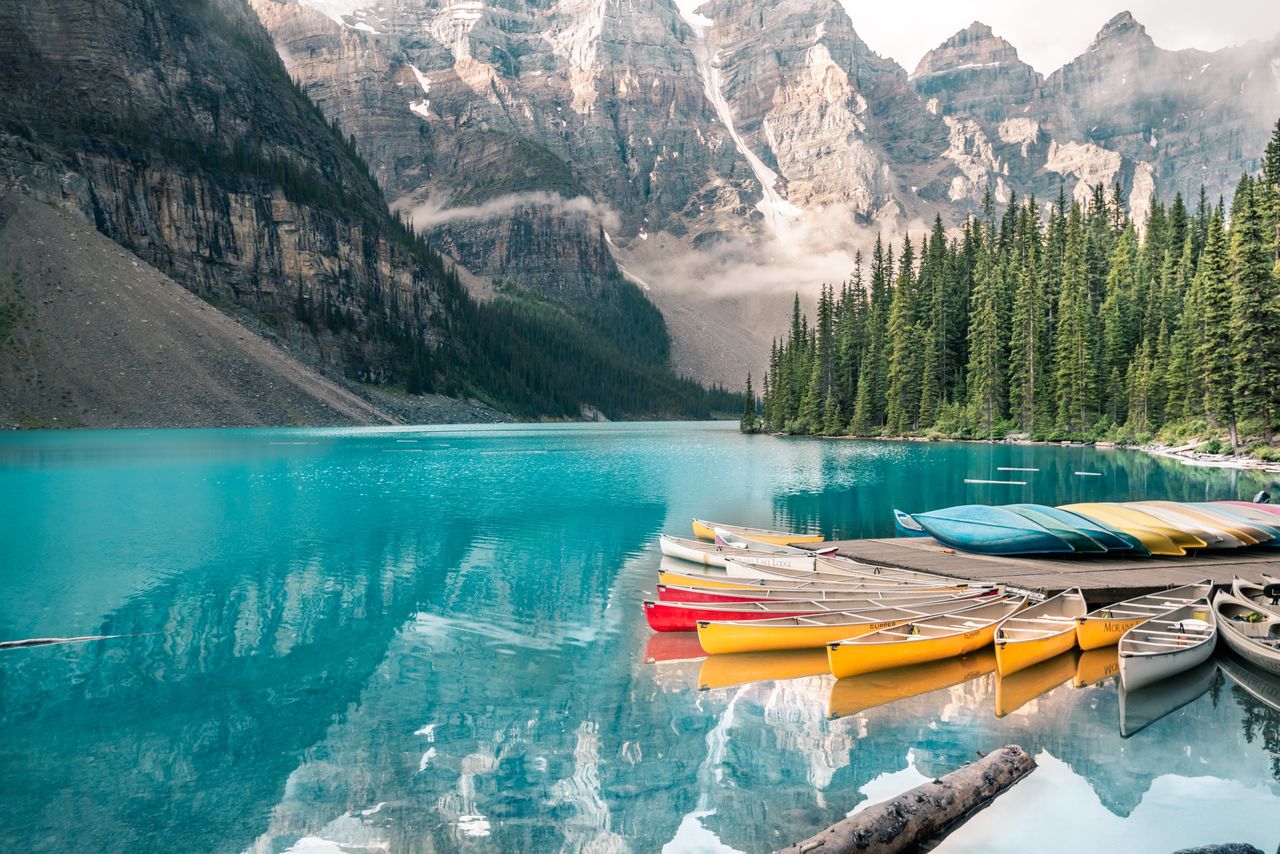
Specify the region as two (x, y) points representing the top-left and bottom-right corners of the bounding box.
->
(691, 519), (823, 545)
(1219, 620), (1280, 676)
(1119, 632), (1216, 691)
(645, 601), (825, 633)
(698, 616), (908, 655)
(995, 626), (1078, 676)
(1076, 615), (1149, 650)
(913, 505), (1074, 555)
(827, 622), (998, 679)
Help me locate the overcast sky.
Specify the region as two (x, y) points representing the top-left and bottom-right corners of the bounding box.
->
(839, 0), (1280, 74)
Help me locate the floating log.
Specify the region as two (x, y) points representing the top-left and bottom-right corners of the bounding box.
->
(774, 745), (1036, 854)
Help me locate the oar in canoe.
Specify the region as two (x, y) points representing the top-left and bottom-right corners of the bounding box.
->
(696, 591), (1011, 655)
(1074, 581), (1213, 650)
(1117, 599), (1217, 691)
(993, 588), (1087, 675)
(826, 595), (1029, 679)
(691, 518), (824, 545)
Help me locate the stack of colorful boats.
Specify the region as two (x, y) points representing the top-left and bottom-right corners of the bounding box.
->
(645, 516), (1280, 699)
(894, 500), (1280, 557)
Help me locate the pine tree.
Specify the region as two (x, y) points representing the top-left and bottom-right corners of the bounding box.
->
(1054, 203), (1098, 434)
(966, 222), (1005, 437)
(740, 373), (759, 433)
(885, 236), (920, 432)
(1007, 200), (1049, 434)
(1229, 182), (1280, 442)
(1196, 208), (1236, 444)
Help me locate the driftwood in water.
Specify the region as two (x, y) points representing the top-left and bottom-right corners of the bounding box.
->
(775, 745), (1036, 854)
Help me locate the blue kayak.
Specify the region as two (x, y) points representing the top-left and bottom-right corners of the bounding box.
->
(893, 509), (929, 537)
(1008, 504), (1146, 554)
(1004, 505), (1108, 553)
(912, 505), (1076, 555)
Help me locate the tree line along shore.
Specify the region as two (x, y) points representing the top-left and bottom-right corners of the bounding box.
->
(743, 120), (1280, 464)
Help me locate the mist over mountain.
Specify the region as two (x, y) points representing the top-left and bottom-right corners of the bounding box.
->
(256, 0), (1280, 385)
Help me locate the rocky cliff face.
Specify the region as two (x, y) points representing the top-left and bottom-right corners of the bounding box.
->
(0, 0), (461, 387)
(248, 1), (1280, 385)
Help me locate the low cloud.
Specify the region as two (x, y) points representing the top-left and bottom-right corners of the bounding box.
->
(619, 203), (931, 301)
(406, 192), (620, 231)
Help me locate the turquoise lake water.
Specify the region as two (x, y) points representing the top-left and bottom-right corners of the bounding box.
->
(1, 422), (1278, 853)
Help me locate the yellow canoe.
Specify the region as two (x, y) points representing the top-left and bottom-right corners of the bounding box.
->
(691, 518), (825, 545)
(697, 592), (1011, 655)
(994, 649), (1079, 717)
(826, 596), (1027, 679)
(1074, 581), (1214, 650)
(697, 649), (831, 690)
(1072, 646), (1120, 688)
(657, 567), (969, 596)
(827, 647), (997, 718)
(1059, 503), (1201, 555)
(1125, 502), (1250, 548)
(993, 588), (1086, 675)
(1136, 501), (1268, 546)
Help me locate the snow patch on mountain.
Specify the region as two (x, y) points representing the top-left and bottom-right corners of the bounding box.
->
(688, 37), (801, 236)
(298, 0), (372, 25)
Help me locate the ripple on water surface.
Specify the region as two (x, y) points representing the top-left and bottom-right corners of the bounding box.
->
(0, 423), (1276, 853)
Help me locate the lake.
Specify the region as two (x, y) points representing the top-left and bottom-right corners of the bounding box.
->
(1, 422), (1277, 853)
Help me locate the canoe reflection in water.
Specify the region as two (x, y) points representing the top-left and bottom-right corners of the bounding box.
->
(697, 648), (830, 690)
(827, 647), (997, 719)
(995, 649), (1080, 717)
(1119, 658), (1219, 737)
(1219, 653), (1280, 712)
(1073, 646), (1121, 689)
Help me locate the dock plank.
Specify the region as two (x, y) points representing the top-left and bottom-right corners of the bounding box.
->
(811, 537), (1280, 605)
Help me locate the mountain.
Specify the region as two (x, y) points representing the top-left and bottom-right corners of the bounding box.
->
(0, 0), (732, 424)
(253, 0), (1280, 386)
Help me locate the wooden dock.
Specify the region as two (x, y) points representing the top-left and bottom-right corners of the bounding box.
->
(816, 537), (1280, 606)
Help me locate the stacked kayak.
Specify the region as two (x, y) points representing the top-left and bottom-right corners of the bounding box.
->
(894, 499), (1280, 557)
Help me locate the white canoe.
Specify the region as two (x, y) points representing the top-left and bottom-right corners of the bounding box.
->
(1231, 577), (1280, 616)
(1213, 590), (1280, 676)
(1118, 599), (1217, 691)
(714, 528), (837, 556)
(725, 556), (958, 587)
(659, 534), (813, 568)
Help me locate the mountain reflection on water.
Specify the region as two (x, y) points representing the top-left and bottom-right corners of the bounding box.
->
(0, 423), (1277, 853)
